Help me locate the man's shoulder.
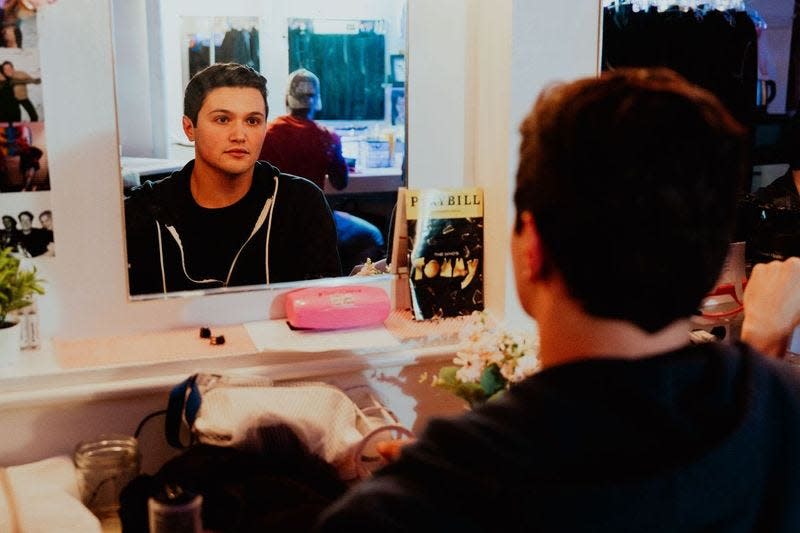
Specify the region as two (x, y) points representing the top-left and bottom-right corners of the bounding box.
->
(274, 170), (325, 195)
(124, 169), (188, 227)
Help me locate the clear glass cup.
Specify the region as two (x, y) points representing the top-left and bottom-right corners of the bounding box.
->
(73, 434), (141, 519)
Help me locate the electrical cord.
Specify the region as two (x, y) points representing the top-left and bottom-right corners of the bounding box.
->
(134, 409), (168, 439)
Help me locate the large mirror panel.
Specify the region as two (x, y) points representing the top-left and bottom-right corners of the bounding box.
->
(601, 0), (799, 266)
(112, 0), (407, 299)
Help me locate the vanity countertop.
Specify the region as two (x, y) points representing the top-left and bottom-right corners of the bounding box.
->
(0, 311), (467, 409)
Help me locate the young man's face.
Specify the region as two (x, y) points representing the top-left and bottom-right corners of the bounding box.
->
(19, 214), (32, 231)
(39, 213), (51, 230)
(182, 86), (267, 179)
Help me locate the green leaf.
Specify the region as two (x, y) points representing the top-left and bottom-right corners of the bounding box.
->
(487, 389), (506, 403)
(0, 248), (45, 323)
(434, 365), (487, 406)
(480, 364), (506, 397)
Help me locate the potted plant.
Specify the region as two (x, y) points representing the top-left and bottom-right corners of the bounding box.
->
(0, 246), (44, 356)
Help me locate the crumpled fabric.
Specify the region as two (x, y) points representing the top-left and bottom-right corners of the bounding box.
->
(192, 381), (367, 479)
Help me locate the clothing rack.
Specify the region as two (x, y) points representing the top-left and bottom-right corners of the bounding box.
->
(602, 0), (746, 12)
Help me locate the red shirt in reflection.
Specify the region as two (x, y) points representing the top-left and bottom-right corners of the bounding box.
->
(259, 115), (348, 191)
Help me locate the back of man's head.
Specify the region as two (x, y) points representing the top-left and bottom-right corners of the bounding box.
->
(184, 63), (268, 125)
(514, 68), (748, 332)
(285, 68), (322, 112)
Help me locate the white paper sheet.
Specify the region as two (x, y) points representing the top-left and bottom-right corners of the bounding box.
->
(244, 319), (401, 353)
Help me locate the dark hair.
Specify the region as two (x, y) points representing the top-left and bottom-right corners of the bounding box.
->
(39, 210), (51, 219)
(514, 68), (748, 333)
(1, 61), (13, 71)
(2, 215), (15, 227)
(18, 210), (33, 221)
(2, 24), (21, 48)
(183, 63), (268, 125)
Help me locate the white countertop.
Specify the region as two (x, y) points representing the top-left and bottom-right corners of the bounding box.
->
(0, 312), (467, 410)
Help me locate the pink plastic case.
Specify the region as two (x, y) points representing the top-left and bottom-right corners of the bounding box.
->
(285, 286), (391, 330)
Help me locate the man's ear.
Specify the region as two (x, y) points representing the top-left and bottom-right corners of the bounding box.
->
(517, 211), (547, 282)
(182, 116), (195, 142)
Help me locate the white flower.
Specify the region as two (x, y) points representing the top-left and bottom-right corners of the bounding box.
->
(453, 350), (483, 383)
(450, 311), (540, 387)
(511, 353), (540, 382)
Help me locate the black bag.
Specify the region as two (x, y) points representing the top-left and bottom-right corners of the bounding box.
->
(119, 424), (347, 533)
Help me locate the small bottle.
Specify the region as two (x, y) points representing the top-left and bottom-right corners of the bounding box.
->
(148, 484), (203, 533)
(23, 301), (39, 350)
(15, 309), (29, 349)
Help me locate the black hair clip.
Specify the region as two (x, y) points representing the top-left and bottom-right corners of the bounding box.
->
(199, 327), (211, 339)
(210, 335), (226, 345)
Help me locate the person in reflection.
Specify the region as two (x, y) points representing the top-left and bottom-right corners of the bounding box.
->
(259, 68), (384, 274)
(17, 210), (48, 257)
(317, 69), (800, 531)
(124, 63), (340, 296)
(0, 214), (19, 251)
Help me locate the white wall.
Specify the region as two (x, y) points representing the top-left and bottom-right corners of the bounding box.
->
(750, 0), (794, 114)
(502, 0), (601, 325)
(111, 0), (155, 157)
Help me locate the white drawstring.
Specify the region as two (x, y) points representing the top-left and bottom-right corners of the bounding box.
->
(165, 225), (223, 285)
(156, 175), (278, 289)
(156, 221), (167, 297)
(264, 175), (279, 286)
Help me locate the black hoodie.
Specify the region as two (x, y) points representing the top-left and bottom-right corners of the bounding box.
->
(124, 160), (341, 296)
(318, 342), (800, 532)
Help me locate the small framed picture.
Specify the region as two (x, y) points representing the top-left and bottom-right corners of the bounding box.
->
(391, 87), (405, 125)
(390, 54), (405, 85)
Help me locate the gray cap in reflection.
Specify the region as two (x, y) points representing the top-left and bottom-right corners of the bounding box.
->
(286, 68), (322, 111)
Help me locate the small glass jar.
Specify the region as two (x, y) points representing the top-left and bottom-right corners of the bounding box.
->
(73, 434), (141, 519)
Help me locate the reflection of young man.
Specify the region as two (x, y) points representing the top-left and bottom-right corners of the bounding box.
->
(124, 63), (340, 296)
(318, 69), (800, 531)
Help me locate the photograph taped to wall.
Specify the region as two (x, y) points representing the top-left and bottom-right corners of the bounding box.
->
(0, 47), (43, 123)
(0, 189), (54, 258)
(0, 2), (38, 50)
(0, 121), (48, 191)
(391, 87), (405, 125)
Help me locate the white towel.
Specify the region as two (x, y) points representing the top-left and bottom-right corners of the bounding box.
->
(193, 383), (367, 479)
(0, 456), (101, 533)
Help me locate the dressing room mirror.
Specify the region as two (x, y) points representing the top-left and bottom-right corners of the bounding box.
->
(111, 0), (407, 299)
(601, 0), (800, 266)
